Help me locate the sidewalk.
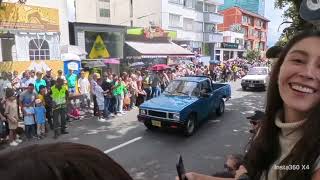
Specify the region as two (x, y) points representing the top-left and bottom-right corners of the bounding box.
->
(0, 107), (140, 153)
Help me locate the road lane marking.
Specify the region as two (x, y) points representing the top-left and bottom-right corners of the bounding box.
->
(104, 137), (142, 154)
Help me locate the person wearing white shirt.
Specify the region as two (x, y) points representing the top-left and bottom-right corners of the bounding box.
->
(78, 71), (91, 108)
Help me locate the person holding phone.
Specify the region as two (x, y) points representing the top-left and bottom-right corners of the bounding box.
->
(177, 31), (320, 180)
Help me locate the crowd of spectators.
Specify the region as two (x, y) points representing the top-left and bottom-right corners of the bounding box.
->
(0, 58), (261, 146)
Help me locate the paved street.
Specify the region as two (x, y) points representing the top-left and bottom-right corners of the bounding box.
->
(0, 80), (266, 180)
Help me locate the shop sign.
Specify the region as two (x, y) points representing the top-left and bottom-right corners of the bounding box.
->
(0, 2), (59, 32)
(128, 28), (177, 39)
(89, 35), (110, 59)
(221, 42), (239, 49)
(67, 62), (79, 71)
(144, 26), (169, 39)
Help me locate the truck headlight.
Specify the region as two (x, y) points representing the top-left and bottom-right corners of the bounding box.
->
(140, 109), (147, 115)
(173, 113), (180, 120)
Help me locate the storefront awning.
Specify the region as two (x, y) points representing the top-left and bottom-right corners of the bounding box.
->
(125, 41), (194, 57)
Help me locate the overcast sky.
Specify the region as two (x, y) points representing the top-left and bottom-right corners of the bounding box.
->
(265, 0), (288, 47)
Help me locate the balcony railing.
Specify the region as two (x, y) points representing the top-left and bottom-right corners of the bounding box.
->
(204, 12), (223, 24)
(204, 32), (223, 43)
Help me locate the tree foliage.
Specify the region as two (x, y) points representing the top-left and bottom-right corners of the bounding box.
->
(245, 49), (261, 63)
(274, 0), (316, 44)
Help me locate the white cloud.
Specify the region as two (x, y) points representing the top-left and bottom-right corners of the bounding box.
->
(265, 0), (288, 47)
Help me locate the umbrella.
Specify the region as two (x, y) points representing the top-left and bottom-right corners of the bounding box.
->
(104, 58), (120, 65)
(130, 62), (145, 68)
(150, 64), (170, 71)
(61, 53), (81, 61)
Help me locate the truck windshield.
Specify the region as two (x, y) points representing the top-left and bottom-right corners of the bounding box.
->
(247, 68), (268, 75)
(164, 80), (199, 97)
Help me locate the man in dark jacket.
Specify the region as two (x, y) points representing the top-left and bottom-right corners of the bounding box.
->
(101, 72), (114, 118)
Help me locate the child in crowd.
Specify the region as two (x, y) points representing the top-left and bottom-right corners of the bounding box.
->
(37, 85), (54, 130)
(23, 105), (35, 140)
(4, 89), (21, 146)
(34, 99), (46, 138)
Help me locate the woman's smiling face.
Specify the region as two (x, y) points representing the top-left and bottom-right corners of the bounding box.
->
(278, 37), (320, 113)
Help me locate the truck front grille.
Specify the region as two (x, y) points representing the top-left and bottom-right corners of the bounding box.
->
(148, 110), (167, 118)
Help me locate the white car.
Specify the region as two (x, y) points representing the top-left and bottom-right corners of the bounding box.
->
(241, 67), (270, 91)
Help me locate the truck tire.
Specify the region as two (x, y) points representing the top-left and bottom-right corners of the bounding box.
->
(144, 121), (156, 130)
(216, 99), (225, 116)
(242, 86), (246, 91)
(184, 115), (196, 137)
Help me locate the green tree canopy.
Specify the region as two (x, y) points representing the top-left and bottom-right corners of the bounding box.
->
(275, 0), (316, 45)
(245, 49), (261, 63)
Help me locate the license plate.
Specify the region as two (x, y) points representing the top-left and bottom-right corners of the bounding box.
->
(249, 84), (255, 87)
(151, 120), (161, 127)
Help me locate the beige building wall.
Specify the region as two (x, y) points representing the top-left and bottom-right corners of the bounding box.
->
(75, 0), (111, 24)
(111, 0), (162, 27)
(2, 0), (69, 45)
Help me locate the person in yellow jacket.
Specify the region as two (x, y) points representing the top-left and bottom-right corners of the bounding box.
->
(50, 78), (69, 139)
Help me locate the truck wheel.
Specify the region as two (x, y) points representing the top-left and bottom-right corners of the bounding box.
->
(144, 121), (156, 130)
(216, 99), (225, 116)
(184, 115), (196, 137)
(242, 86), (246, 91)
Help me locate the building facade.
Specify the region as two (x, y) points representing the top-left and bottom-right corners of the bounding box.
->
(0, 0), (69, 73)
(218, 6), (269, 52)
(69, 0), (111, 24)
(215, 31), (245, 61)
(219, 0), (265, 16)
(68, 0), (126, 61)
(111, 0), (224, 58)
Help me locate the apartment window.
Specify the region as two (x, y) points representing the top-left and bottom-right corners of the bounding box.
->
(204, 4), (217, 13)
(29, 39), (50, 60)
(249, 28), (255, 36)
(242, 16), (248, 24)
(169, 0), (181, 4)
(169, 14), (181, 27)
(262, 22), (266, 29)
(195, 1), (203, 11)
(100, 8), (110, 17)
(204, 23), (216, 32)
(194, 22), (203, 32)
(183, 0), (196, 9)
(183, 18), (193, 31)
(248, 17), (254, 26)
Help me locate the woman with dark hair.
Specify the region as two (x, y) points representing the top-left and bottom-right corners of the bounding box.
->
(177, 30), (320, 180)
(0, 142), (133, 180)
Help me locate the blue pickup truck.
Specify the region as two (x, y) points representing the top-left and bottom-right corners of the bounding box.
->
(137, 76), (231, 136)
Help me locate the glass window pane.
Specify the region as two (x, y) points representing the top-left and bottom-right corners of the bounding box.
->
(46, 56), (50, 60)
(42, 41), (49, 49)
